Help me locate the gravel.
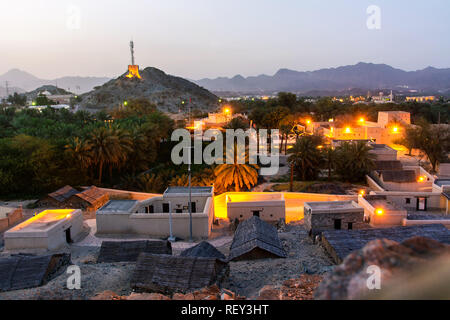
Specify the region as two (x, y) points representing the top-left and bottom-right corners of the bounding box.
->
(0, 222), (334, 300)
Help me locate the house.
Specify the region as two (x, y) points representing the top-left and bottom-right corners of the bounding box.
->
(96, 186), (214, 239)
(37, 185), (79, 208)
(226, 193), (285, 222)
(66, 186), (109, 212)
(4, 209), (84, 251)
(228, 216), (287, 261)
(358, 195), (407, 227)
(304, 201), (365, 237)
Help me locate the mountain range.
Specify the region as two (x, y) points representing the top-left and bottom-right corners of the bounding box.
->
(0, 69), (110, 96)
(194, 62), (450, 94)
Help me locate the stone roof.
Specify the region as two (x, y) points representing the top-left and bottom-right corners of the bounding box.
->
(380, 170), (417, 183)
(47, 185), (79, 203)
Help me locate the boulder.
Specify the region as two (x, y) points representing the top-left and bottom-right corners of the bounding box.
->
(315, 236), (450, 300)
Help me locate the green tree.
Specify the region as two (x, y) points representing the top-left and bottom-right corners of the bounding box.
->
(334, 141), (375, 182)
(288, 135), (323, 182)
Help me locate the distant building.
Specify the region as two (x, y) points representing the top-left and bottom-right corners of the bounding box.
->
(406, 96), (436, 102)
(320, 111), (411, 145)
(370, 91), (394, 104)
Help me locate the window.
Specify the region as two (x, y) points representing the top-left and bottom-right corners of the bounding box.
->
(252, 210), (261, 217)
(162, 203), (170, 213)
(348, 222), (353, 230)
(334, 219), (342, 230)
(405, 198), (411, 204)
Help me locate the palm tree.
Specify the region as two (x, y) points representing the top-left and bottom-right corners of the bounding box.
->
(87, 127), (130, 184)
(335, 141), (375, 182)
(322, 147), (337, 180)
(288, 135), (323, 182)
(65, 137), (93, 179)
(214, 146), (259, 192)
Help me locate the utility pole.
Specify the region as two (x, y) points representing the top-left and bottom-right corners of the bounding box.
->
(5, 81), (9, 97)
(184, 145), (193, 242)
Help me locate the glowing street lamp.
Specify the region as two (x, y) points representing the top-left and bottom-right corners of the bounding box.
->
(345, 127), (351, 134)
(392, 126), (399, 133)
(359, 117), (365, 123)
(376, 208), (384, 216)
(417, 176), (426, 183)
(359, 190), (365, 197)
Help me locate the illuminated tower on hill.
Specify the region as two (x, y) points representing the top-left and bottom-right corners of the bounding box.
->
(126, 40), (142, 79)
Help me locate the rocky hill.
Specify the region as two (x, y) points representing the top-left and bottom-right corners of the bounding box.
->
(25, 85), (73, 100)
(80, 67), (218, 112)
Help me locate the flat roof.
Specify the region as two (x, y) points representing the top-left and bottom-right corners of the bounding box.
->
(7, 209), (75, 233)
(434, 179), (450, 187)
(164, 186), (213, 195)
(98, 200), (138, 212)
(305, 201), (362, 213)
(364, 196), (400, 211)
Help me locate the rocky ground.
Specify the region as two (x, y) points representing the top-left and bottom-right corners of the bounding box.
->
(0, 221), (334, 300)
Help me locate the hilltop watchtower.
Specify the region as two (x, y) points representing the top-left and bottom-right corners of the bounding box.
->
(126, 41), (142, 79)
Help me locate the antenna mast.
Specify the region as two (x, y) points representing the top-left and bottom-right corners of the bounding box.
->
(130, 41), (135, 65)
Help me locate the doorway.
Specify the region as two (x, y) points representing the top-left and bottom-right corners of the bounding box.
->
(65, 228), (72, 244)
(416, 197), (427, 211)
(162, 203), (170, 213)
(252, 210), (261, 217)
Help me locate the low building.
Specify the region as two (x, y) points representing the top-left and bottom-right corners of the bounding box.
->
(0, 206), (23, 232)
(4, 209), (83, 251)
(406, 96), (436, 103)
(226, 193), (285, 222)
(66, 186), (109, 212)
(96, 186), (214, 239)
(304, 201), (365, 237)
(358, 195), (407, 227)
(228, 216), (287, 261)
(38, 185), (79, 208)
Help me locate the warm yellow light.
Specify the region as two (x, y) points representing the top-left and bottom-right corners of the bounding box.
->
(376, 208), (384, 216)
(345, 127), (351, 133)
(317, 145), (324, 149)
(359, 190), (365, 197)
(224, 107), (231, 114)
(359, 118), (365, 123)
(328, 118), (334, 122)
(393, 127), (399, 133)
(306, 120), (311, 125)
(417, 176), (426, 183)
(125, 65), (142, 79)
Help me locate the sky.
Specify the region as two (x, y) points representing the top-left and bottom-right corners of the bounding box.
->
(0, 0), (449, 80)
